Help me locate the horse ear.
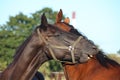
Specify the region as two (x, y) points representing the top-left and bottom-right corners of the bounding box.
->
(40, 13), (48, 30)
(41, 13), (48, 25)
(64, 17), (70, 24)
(56, 9), (63, 23)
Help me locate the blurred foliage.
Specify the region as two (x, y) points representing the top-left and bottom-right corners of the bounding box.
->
(39, 61), (63, 80)
(48, 60), (62, 71)
(0, 7), (65, 71)
(117, 49), (120, 54)
(107, 53), (120, 64)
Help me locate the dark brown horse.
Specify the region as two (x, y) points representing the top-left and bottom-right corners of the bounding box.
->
(0, 13), (98, 80)
(55, 9), (120, 80)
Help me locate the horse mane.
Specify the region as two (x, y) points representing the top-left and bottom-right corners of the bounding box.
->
(64, 22), (120, 68)
(14, 33), (33, 58)
(63, 22), (81, 36)
(62, 22), (96, 48)
(96, 51), (120, 68)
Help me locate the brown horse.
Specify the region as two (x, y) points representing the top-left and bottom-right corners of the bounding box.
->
(55, 9), (120, 80)
(0, 13), (98, 80)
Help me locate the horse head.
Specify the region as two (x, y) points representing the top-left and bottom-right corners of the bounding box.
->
(36, 13), (99, 63)
(54, 9), (99, 63)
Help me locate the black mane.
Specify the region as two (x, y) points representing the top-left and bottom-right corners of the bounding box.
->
(96, 51), (120, 68)
(63, 22), (95, 45)
(65, 22), (120, 68)
(63, 22), (82, 36)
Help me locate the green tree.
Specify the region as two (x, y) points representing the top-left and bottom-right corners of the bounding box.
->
(7, 12), (36, 36)
(48, 60), (62, 71)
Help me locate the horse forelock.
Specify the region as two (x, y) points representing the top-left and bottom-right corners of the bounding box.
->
(62, 22), (74, 28)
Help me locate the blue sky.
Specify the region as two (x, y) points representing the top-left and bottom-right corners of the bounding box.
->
(0, 0), (120, 53)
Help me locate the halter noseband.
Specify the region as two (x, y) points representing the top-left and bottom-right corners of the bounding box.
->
(37, 28), (83, 63)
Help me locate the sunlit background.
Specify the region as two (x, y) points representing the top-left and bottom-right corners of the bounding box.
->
(1, 0), (120, 53)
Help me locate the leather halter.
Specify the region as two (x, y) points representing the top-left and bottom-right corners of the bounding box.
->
(37, 28), (83, 63)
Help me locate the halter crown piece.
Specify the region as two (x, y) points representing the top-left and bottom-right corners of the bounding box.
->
(37, 28), (83, 63)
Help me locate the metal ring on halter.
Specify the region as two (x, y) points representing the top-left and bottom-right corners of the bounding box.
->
(68, 46), (74, 51)
(37, 28), (83, 63)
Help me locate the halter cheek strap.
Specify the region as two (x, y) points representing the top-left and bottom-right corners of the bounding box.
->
(37, 28), (83, 63)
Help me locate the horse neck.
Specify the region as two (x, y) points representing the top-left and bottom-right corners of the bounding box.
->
(0, 34), (48, 80)
(63, 58), (101, 80)
(63, 57), (120, 80)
